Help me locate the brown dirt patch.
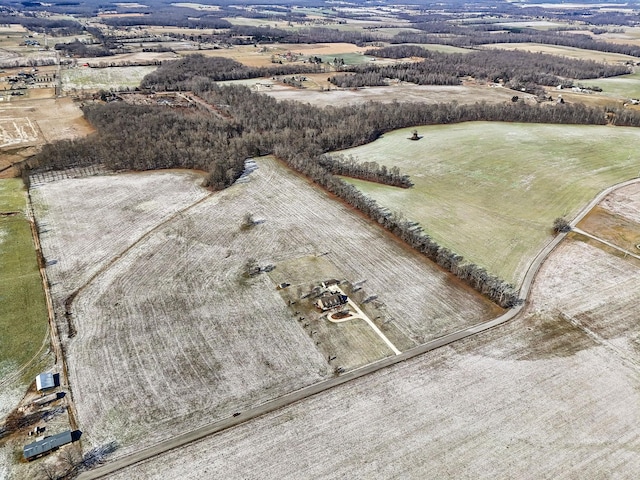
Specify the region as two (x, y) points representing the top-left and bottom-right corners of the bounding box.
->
(577, 205), (640, 254)
(0, 97), (93, 176)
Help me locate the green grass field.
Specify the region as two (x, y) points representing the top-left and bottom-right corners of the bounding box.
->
(580, 71), (640, 100)
(0, 179), (48, 384)
(337, 122), (640, 285)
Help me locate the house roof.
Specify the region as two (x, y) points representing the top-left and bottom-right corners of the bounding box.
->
(317, 294), (348, 310)
(23, 431), (73, 460)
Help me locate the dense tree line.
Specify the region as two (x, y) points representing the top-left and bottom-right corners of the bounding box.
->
(140, 55), (323, 89)
(175, 25), (382, 47)
(329, 72), (388, 88)
(350, 47), (629, 89)
(0, 15), (84, 35)
(391, 28), (640, 58)
(318, 154), (413, 188)
(54, 40), (112, 58)
(27, 104), (247, 191)
(101, 13), (232, 29)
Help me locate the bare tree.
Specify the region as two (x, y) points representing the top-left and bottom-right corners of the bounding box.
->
(39, 463), (59, 480)
(60, 447), (80, 475)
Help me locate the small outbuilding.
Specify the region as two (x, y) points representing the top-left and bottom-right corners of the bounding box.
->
(23, 430), (73, 461)
(316, 294), (348, 311)
(35, 372), (55, 392)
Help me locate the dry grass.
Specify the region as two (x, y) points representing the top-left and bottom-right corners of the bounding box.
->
(31, 157), (497, 459)
(264, 83), (527, 106)
(108, 238), (640, 480)
(61, 65), (159, 92)
(0, 97), (92, 175)
(178, 43), (367, 68)
(481, 42), (638, 64)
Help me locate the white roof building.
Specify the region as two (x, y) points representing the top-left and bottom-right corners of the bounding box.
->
(35, 372), (55, 392)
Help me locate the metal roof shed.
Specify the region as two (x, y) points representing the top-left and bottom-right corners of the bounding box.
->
(35, 372), (54, 391)
(23, 430), (73, 460)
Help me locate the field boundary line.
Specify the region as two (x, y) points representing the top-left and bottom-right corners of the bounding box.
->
(25, 189), (79, 430)
(77, 177), (640, 480)
(572, 227), (640, 261)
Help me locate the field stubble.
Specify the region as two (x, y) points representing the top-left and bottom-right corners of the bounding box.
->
(33, 157), (496, 459)
(109, 236), (640, 479)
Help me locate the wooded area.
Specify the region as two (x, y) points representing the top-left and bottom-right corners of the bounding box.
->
(337, 47), (630, 92)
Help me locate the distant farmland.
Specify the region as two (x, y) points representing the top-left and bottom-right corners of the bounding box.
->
(32, 157), (497, 459)
(337, 122), (640, 285)
(61, 65), (158, 92)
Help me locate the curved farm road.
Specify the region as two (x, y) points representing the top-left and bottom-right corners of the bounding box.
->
(77, 177), (640, 480)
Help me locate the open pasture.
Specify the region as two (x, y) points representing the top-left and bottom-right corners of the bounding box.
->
(482, 42), (638, 64)
(110, 235), (640, 480)
(32, 157), (497, 458)
(580, 71), (640, 101)
(181, 43), (367, 68)
(61, 65), (159, 92)
(338, 122), (640, 285)
(265, 83), (528, 106)
(0, 179), (49, 417)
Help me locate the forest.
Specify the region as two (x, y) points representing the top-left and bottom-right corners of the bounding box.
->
(332, 47), (629, 92)
(25, 52), (640, 307)
(0, 15), (84, 35)
(390, 27), (640, 58)
(140, 55), (324, 89)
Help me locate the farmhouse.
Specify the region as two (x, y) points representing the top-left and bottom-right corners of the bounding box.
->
(35, 372), (55, 392)
(23, 430), (73, 461)
(316, 293), (348, 311)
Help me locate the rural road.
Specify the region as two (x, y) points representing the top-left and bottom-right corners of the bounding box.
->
(77, 177), (640, 479)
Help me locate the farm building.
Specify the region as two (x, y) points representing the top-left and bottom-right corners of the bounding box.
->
(23, 430), (73, 461)
(35, 372), (55, 392)
(316, 293), (348, 311)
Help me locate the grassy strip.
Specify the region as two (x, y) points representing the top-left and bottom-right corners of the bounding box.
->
(0, 179), (48, 382)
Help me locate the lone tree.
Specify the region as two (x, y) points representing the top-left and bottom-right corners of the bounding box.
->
(553, 217), (571, 233)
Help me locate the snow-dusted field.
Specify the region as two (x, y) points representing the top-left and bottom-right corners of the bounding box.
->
(32, 157), (495, 459)
(600, 182), (640, 224)
(109, 237), (640, 479)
